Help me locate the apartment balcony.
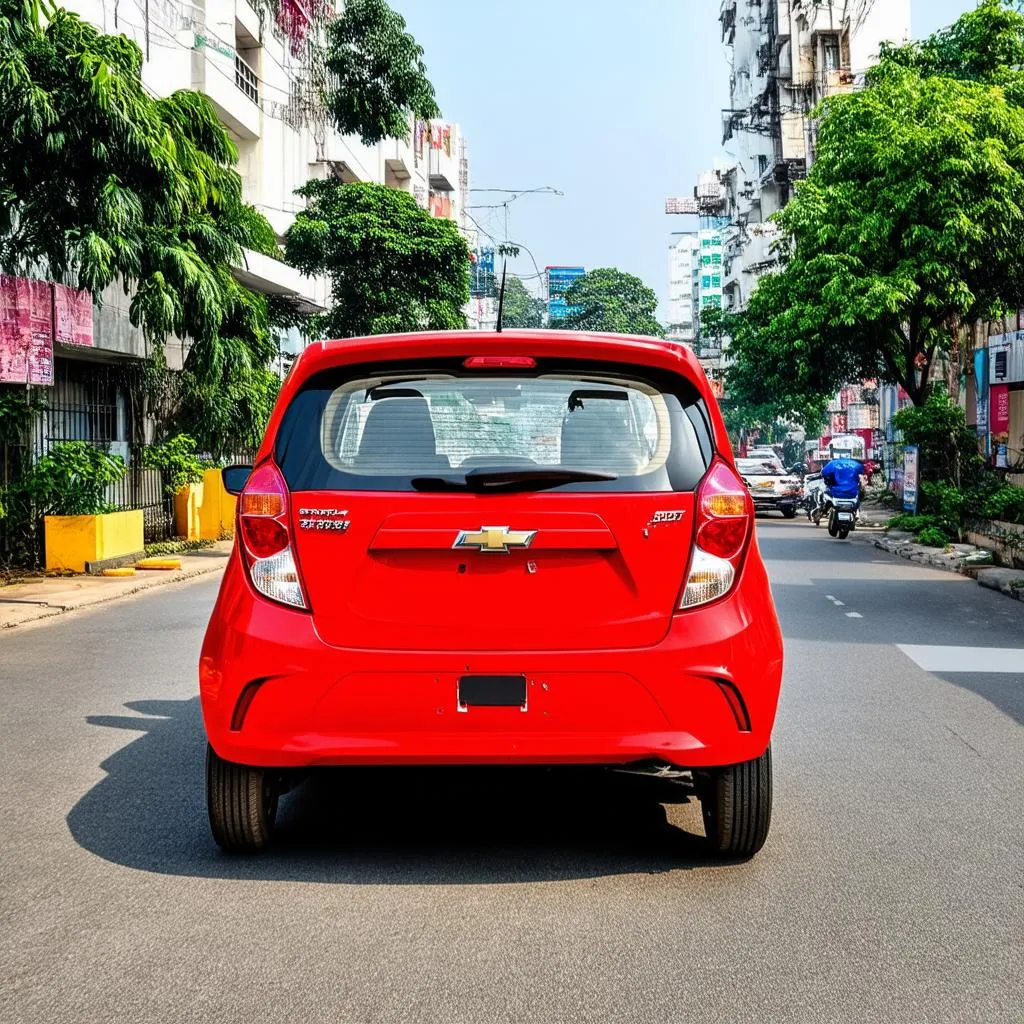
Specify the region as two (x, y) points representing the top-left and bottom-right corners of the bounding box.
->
(428, 125), (458, 192)
(743, 223), (781, 272)
(379, 136), (415, 186)
(817, 68), (856, 100)
(192, 41), (260, 140)
(318, 130), (378, 184)
(232, 249), (326, 315)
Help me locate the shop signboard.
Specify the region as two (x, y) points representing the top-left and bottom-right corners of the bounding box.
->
(903, 445), (920, 514)
(991, 383), (1011, 435)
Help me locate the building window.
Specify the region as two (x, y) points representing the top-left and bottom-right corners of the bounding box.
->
(822, 34), (840, 73)
(759, 154), (769, 176)
(702, 275), (712, 290)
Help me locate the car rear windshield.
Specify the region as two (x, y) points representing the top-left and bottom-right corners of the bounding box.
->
(737, 459), (784, 476)
(274, 359), (713, 493)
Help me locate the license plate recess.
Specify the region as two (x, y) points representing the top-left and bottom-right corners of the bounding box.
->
(458, 675), (527, 708)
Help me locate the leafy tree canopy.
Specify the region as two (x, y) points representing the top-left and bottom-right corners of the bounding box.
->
(0, 2), (296, 456)
(556, 268), (664, 337)
(285, 180), (469, 338)
(732, 60), (1024, 412)
(323, 0), (440, 145)
(499, 275), (545, 329)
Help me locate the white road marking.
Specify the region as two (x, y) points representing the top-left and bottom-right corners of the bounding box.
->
(898, 645), (1024, 675)
(826, 595), (845, 606)
(846, 612), (863, 619)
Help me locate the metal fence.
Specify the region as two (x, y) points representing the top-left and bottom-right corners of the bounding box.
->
(29, 360), (178, 545)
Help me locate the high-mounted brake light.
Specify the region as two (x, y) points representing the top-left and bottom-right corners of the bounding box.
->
(237, 462), (307, 610)
(679, 460), (753, 610)
(463, 355), (537, 369)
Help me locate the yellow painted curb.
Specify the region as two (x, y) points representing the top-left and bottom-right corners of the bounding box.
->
(135, 557), (182, 571)
(102, 567), (137, 577)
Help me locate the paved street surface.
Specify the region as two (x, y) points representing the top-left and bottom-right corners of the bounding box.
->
(1, 520), (1022, 1023)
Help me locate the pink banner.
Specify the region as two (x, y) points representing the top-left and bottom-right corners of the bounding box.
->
(54, 284), (94, 347)
(0, 275), (54, 385)
(990, 383), (1011, 434)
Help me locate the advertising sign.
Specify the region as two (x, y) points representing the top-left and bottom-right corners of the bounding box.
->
(0, 275), (54, 385)
(54, 284), (94, 347)
(665, 197), (698, 215)
(546, 266), (585, 320)
(990, 383), (1011, 435)
(974, 348), (989, 432)
(470, 248), (495, 298)
(903, 445), (920, 514)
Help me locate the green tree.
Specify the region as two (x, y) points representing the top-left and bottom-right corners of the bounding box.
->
(323, 0), (440, 145)
(285, 180), (469, 338)
(731, 57), (1024, 410)
(499, 276), (545, 329)
(0, 3), (295, 455)
(557, 268), (664, 337)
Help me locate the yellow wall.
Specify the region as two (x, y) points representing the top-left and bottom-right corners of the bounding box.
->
(174, 482), (204, 541)
(198, 468), (236, 540)
(45, 510), (145, 573)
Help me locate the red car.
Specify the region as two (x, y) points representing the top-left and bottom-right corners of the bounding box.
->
(200, 331), (783, 858)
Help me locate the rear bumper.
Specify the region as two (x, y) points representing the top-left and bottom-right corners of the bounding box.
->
(200, 548), (784, 770)
(751, 493), (798, 513)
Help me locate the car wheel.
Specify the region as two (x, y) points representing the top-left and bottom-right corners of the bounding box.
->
(206, 744), (279, 854)
(700, 745), (772, 859)
(782, 507), (797, 519)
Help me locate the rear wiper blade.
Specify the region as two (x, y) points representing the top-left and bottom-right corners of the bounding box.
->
(411, 467), (618, 493)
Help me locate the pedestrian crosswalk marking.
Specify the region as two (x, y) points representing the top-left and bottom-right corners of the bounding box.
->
(898, 645), (1024, 675)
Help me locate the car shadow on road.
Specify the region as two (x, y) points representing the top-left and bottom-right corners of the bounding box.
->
(67, 697), (727, 883)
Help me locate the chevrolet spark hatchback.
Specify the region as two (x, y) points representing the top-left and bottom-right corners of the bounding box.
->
(200, 331), (784, 858)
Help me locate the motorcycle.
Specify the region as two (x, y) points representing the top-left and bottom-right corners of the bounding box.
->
(802, 473), (827, 523)
(826, 496), (860, 540)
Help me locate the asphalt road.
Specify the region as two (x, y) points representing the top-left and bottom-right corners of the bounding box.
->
(1, 519), (1022, 1023)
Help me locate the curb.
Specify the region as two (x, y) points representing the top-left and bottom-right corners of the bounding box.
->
(0, 558), (227, 631)
(864, 532), (1023, 603)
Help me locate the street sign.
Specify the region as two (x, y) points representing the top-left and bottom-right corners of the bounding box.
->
(903, 445), (919, 514)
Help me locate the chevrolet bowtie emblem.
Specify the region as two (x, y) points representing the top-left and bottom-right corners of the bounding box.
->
(453, 526), (537, 553)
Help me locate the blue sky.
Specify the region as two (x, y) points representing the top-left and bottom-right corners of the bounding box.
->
(396, 0), (979, 313)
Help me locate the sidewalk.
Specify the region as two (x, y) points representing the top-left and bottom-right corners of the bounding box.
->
(0, 542), (233, 630)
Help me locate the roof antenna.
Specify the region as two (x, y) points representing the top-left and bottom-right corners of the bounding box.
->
(495, 256), (508, 333)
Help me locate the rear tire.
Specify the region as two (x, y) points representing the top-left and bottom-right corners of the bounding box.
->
(206, 744), (279, 854)
(782, 507), (797, 519)
(838, 526), (850, 540)
(700, 745), (772, 859)
(827, 516), (839, 537)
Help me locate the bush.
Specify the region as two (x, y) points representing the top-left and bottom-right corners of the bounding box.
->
(21, 442), (126, 516)
(982, 486), (1024, 525)
(888, 513), (941, 533)
(891, 389), (981, 485)
(919, 480), (968, 537)
(142, 435), (206, 497)
(917, 526), (952, 547)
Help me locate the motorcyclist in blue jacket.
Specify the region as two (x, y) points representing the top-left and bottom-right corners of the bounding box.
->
(821, 457), (864, 501)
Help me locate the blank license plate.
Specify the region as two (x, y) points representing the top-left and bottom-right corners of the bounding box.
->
(837, 512), (855, 522)
(458, 675), (527, 708)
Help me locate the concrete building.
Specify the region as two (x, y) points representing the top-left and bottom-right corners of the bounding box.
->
(717, 0), (911, 309)
(0, 0), (475, 549)
(666, 233), (699, 346)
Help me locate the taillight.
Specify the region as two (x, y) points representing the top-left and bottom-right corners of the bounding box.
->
(679, 460), (753, 610)
(237, 462), (307, 610)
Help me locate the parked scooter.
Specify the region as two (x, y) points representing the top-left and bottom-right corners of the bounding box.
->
(803, 473), (827, 523)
